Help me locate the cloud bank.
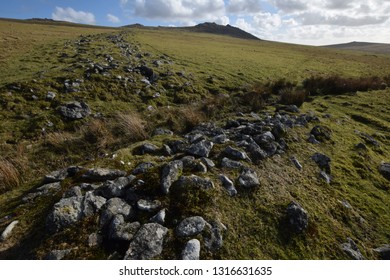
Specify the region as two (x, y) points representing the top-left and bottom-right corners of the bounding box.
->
(52, 7), (96, 25)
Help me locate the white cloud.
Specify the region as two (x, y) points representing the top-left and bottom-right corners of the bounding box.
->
(216, 16), (230, 26)
(52, 7), (96, 25)
(107, 13), (120, 23)
(227, 0), (262, 14)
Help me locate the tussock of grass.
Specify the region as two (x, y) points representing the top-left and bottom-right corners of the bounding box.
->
(114, 112), (149, 142)
(0, 158), (20, 193)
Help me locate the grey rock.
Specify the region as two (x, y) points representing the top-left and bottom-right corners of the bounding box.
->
(132, 162), (155, 175)
(124, 223), (168, 260)
(186, 133), (205, 144)
(181, 239), (201, 260)
(200, 157), (215, 169)
(137, 199), (162, 212)
(37, 182), (62, 194)
(0, 220), (19, 241)
(272, 123), (287, 140)
(161, 144), (173, 156)
(186, 140), (214, 158)
(98, 176), (134, 199)
(204, 221), (224, 252)
(373, 244), (390, 260)
(59, 101), (90, 120)
(223, 146), (249, 161)
(109, 215), (140, 241)
(167, 140), (188, 154)
(176, 216), (206, 237)
(175, 175), (214, 190)
(46, 91), (56, 100)
(212, 134), (229, 144)
(82, 168), (127, 181)
(247, 143), (268, 162)
(310, 126), (332, 142)
(221, 157), (244, 169)
(286, 201), (308, 233)
(133, 143), (159, 155)
(100, 198), (133, 228)
(150, 209), (166, 225)
(46, 196), (84, 232)
(319, 171), (332, 184)
(355, 143), (367, 150)
(82, 191), (106, 217)
(153, 128), (173, 136)
(88, 232), (103, 247)
(181, 156), (207, 173)
(379, 163), (390, 180)
(238, 169), (259, 188)
(308, 134), (320, 144)
(219, 175), (237, 196)
(312, 153), (331, 174)
(63, 186), (82, 198)
(255, 131), (275, 145)
(44, 249), (72, 260)
(290, 157), (302, 170)
(43, 169), (68, 183)
(341, 238), (365, 260)
(161, 160), (183, 195)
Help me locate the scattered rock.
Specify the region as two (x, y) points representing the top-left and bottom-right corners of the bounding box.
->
(312, 153), (331, 174)
(88, 232), (103, 247)
(200, 157), (215, 169)
(238, 169), (259, 188)
(175, 175), (214, 190)
(137, 199), (162, 212)
(82, 191), (106, 217)
(186, 140), (214, 158)
(100, 198), (133, 228)
(44, 249), (72, 260)
(181, 239), (201, 260)
(132, 162), (155, 175)
(355, 143), (367, 150)
(36, 182), (62, 195)
(219, 175), (237, 196)
(150, 209), (166, 225)
(272, 123), (287, 140)
(161, 160), (183, 195)
(153, 128), (173, 136)
(63, 186), (82, 198)
(247, 143), (268, 163)
(124, 223), (168, 260)
(341, 238), (365, 260)
(223, 146), (249, 161)
(108, 215), (140, 241)
(290, 157), (302, 170)
(46, 91), (56, 101)
(286, 201), (308, 233)
(133, 143), (159, 155)
(379, 163), (390, 180)
(82, 168), (127, 181)
(310, 126), (332, 142)
(98, 176), (134, 199)
(307, 134), (320, 144)
(204, 221), (224, 252)
(46, 196), (84, 232)
(0, 220), (19, 241)
(43, 166), (82, 183)
(176, 216), (206, 237)
(221, 157), (244, 169)
(319, 171), (332, 184)
(373, 244), (390, 260)
(58, 101), (90, 120)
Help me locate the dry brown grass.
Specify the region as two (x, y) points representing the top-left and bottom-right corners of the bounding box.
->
(114, 112), (149, 143)
(0, 158), (20, 193)
(279, 88), (308, 107)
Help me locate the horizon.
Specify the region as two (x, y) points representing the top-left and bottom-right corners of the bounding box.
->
(0, 0), (389, 46)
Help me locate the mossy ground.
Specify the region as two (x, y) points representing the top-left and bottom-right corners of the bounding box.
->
(0, 19), (389, 259)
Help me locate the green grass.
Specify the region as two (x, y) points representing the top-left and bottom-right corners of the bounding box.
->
(0, 19), (389, 260)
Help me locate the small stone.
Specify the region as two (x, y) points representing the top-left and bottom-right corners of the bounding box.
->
(150, 209), (166, 225)
(379, 163), (390, 180)
(238, 169), (259, 188)
(176, 216), (206, 237)
(44, 249), (72, 260)
(223, 146), (249, 161)
(153, 128), (173, 136)
(312, 153), (331, 174)
(181, 239), (201, 260)
(100, 198), (133, 228)
(308, 134), (320, 144)
(58, 101), (90, 120)
(88, 233), (103, 247)
(290, 157), (302, 170)
(109, 215), (140, 241)
(46, 91), (56, 101)
(0, 220), (19, 241)
(221, 157), (244, 169)
(137, 199), (162, 212)
(186, 140), (214, 158)
(161, 160), (183, 195)
(200, 157), (215, 169)
(373, 244), (390, 260)
(175, 175), (214, 190)
(132, 162), (154, 175)
(341, 238), (365, 260)
(133, 143), (159, 155)
(319, 171), (332, 184)
(219, 175), (237, 196)
(286, 201), (308, 233)
(310, 126), (332, 142)
(82, 168), (127, 181)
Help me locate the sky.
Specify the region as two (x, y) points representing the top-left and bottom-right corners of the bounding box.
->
(1, 0), (389, 46)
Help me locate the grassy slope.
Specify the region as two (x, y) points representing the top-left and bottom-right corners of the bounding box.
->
(0, 20), (389, 259)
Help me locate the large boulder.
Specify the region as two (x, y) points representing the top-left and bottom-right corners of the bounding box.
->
(161, 160), (183, 195)
(286, 201), (308, 233)
(176, 216), (206, 237)
(124, 223), (168, 260)
(58, 101), (90, 120)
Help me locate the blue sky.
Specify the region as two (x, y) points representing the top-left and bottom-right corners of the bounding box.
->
(1, 0), (389, 45)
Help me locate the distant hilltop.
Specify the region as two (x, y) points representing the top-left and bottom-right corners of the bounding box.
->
(323, 41), (390, 54)
(123, 22), (261, 41)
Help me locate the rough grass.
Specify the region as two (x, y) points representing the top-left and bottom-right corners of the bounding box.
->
(0, 159), (20, 193)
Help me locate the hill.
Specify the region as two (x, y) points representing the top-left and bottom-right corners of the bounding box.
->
(0, 18), (389, 260)
(323, 41), (390, 54)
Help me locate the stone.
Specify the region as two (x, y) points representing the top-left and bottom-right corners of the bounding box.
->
(272, 123), (287, 140)
(176, 216), (206, 237)
(200, 157), (215, 169)
(247, 143), (268, 163)
(310, 126), (332, 142)
(100, 198), (133, 228)
(212, 134), (229, 144)
(46, 91), (56, 101)
(133, 143), (159, 155)
(373, 244), (390, 260)
(221, 157), (244, 169)
(312, 153), (331, 174)
(88, 232), (103, 247)
(132, 162), (154, 175)
(286, 201), (308, 233)
(290, 157), (302, 170)
(44, 249), (72, 260)
(137, 65), (159, 83)
(181, 156), (207, 173)
(341, 238), (365, 260)
(124, 223), (168, 260)
(223, 146), (249, 161)
(204, 221), (224, 252)
(219, 175), (237, 196)
(82, 191), (106, 217)
(137, 199), (162, 212)
(43, 168), (69, 183)
(308, 134), (320, 144)
(186, 140), (214, 158)
(58, 101), (90, 120)
(225, 119), (240, 129)
(63, 186), (82, 198)
(319, 171), (332, 184)
(98, 176), (134, 199)
(153, 128), (173, 136)
(0, 220), (19, 241)
(181, 239), (201, 260)
(108, 215), (140, 241)
(150, 209), (166, 225)
(160, 160), (183, 195)
(167, 140), (187, 154)
(175, 175), (214, 190)
(238, 169), (259, 188)
(255, 131), (275, 145)
(82, 168), (127, 181)
(36, 182), (62, 194)
(379, 163), (390, 180)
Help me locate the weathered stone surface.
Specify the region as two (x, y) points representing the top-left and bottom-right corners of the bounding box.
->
(200, 157), (215, 169)
(272, 123), (287, 140)
(82, 168), (127, 181)
(132, 162), (155, 175)
(150, 209), (166, 225)
(98, 176), (134, 199)
(46, 91), (56, 101)
(133, 143), (159, 155)
(219, 175), (237, 196)
(204, 221), (224, 252)
(175, 175), (214, 190)
(46, 196), (84, 232)
(223, 146), (249, 161)
(310, 125), (332, 142)
(312, 153), (331, 174)
(286, 201), (308, 233)
(181, 239), (201, 260)
(221, 157), (244, 169)
(186, 140), (214, 158)
(153, 128), (173, 136)
(238, 169), (259, 188)
(290, 157), (302, 170)
(308, 134), (320, 144)
(82, 191), (106, 217)
(36, 182), (62, 195)
(43, 169), (68, 183)
(137, 199), (162, 212)
(319, 171), (332, 184)
(88, 232), (103, 247)
(181, 156), (207, 173)
(161, 160), (183, 195)
(63, 186), (82, 198)
(176, 216), (206, 237)
(59, 101), (90, 120)
(341, 238), (365, 260)
(379, 163), (390, 180)
(124, 223), (168, 260)
(100, 198), (133, 228)
(108, 215), (140, 241)
(246, 143), (268, 162)
(0, 220), (19, 241)
(44, 249), (72, 260)
(373, 244), (390, 260)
